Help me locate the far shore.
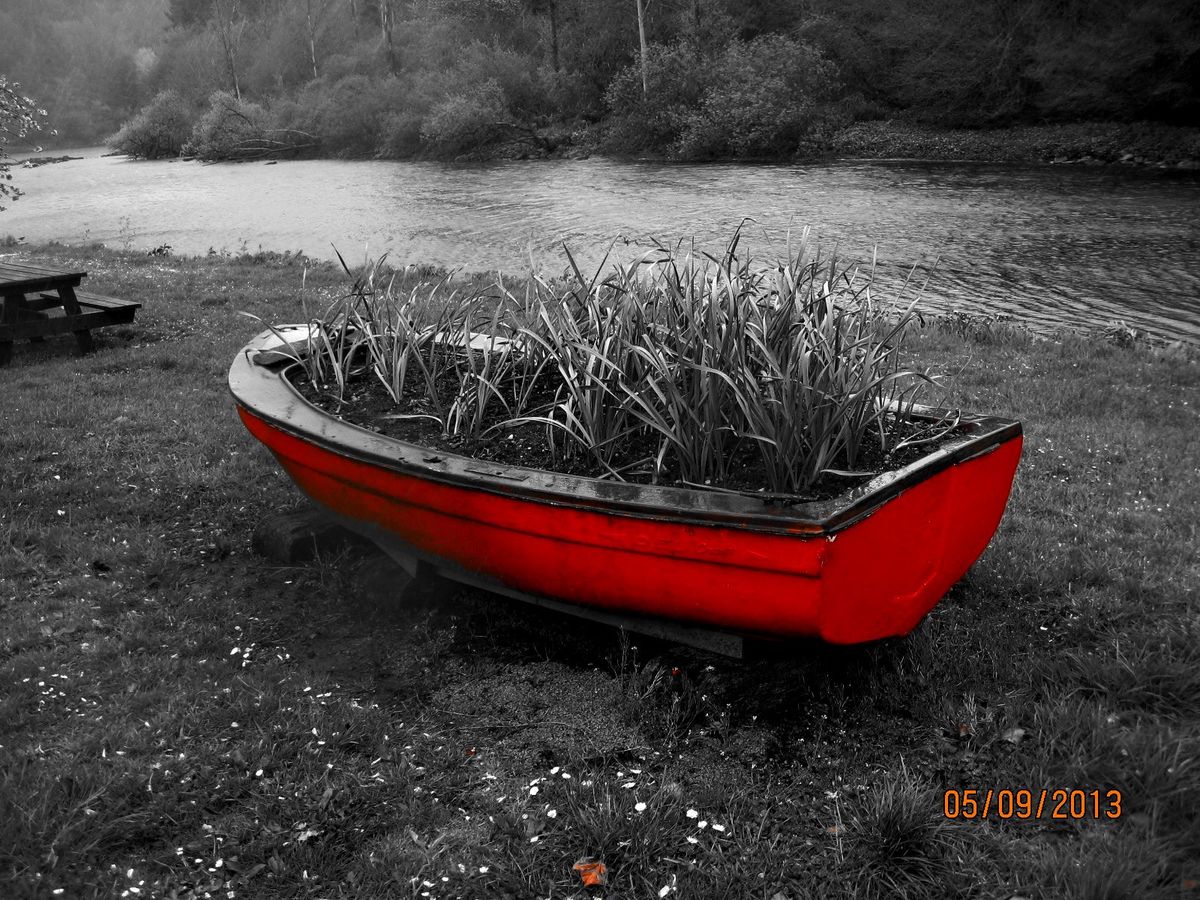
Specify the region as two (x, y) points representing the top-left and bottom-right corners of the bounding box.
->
(15, 119), (1200, 170)
(820, 119), (1200, 170)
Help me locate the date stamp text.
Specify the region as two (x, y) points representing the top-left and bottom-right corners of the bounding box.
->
(943, 788), (1122, 821)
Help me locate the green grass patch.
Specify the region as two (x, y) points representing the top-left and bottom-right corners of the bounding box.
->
(1, 242), (1197, 898)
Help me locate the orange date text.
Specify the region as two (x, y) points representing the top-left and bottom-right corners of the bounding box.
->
(942, 788), (1122, 821)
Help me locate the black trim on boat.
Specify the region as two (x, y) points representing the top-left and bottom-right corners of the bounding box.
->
(229, 336), (1023, 537)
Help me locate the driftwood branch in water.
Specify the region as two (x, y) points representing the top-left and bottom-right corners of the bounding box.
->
(199, 129), (317, 162)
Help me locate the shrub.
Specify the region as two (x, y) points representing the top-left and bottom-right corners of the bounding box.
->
(675, 35), (843, 159)
(451, 42), (549, 120)
(108, 90), (192, 159)
(276, 75), (396, 157)
(543, 67), (605, 123)
(603, 36), (843, 159)
(378, 109), (426, 158)
(185, 91), (270, 161)
(420, 79), (511, 157)
(378, 47), (549, 159)
(1, 75), (46, 210)
(602, 41), (708, 153)
(373, 68), (451, 158)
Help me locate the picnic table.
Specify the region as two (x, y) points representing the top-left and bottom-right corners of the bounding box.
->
(0, 261), (140, 365)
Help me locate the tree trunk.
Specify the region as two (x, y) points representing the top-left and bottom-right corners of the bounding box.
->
(379, 0), (397, 74)
(635, 0), (648, 97)
(306, 0), (321, 79)
(213, 0), (244, 101)
(548, 0), (560, 72)
(221, 34), (242, 101)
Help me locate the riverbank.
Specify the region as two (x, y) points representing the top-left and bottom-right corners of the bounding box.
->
(29, 117), (1200, 171)
(823, 120), (1200, 169)
(416, 118), (1200, 170)
(2, 243), (1197, 898)
(580, 119), (1200, 170)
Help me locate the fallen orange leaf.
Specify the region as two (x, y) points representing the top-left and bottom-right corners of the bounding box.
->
(573, 859), (607, 886)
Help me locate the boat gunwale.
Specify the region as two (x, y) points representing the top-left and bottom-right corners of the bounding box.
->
(229, 335), (1022, 536)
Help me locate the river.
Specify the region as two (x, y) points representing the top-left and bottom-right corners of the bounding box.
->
(5, 148), (1199, 342)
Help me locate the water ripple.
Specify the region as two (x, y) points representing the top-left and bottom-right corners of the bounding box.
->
(6, 151), (1199, 341)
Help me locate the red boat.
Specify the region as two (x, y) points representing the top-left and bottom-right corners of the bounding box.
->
(230, 330), (1022, 651)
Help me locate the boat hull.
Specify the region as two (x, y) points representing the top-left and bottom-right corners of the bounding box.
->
(230, 336), (1022, 644)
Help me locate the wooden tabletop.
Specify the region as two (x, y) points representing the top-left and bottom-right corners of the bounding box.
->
(0, 261), (87, 294)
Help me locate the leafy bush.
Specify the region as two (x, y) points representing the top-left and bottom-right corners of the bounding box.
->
(420, 79), (511, 157)
(185, 91), (269, 160)
(602, 41), (708, 153)
(108, 89), (192, 159)
(451, 41), (549, 120)
(675, 36), (843, 159)
(603, 36), (843, 159)
(1, 75), (46, 210)
(542, 67), (606, 123)
(276, 75), (398, 157)
(377, 109), (426, 158)
(378, 45), (551, 159)
(372, 66), (456, 158)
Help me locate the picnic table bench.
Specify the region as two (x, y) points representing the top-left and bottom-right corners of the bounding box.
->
(0, 261), (140, 365)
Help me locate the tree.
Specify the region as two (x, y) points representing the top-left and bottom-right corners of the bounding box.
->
(108, 89), (192, 158)
(635, 0), (649, 96)
(603, 40), (707, 151)
(186, 89), (266, 158)
(547, 0), (560, 71)
(212, 0), (247, 99)
(420, 78), (511, 155)
(526, 0), (561, 71)
(0, 75), (47, 211)
(675, 35), (842, 158)
(300, 0), (335, 79)
(377, 0), (399, 73)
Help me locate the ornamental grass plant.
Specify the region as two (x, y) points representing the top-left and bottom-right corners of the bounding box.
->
(270, 229), (950, 495)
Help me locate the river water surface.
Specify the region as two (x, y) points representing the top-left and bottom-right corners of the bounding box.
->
(5, 148), (1199, 341)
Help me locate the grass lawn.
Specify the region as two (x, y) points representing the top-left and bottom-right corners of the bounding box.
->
(1, 242), (1197, 899)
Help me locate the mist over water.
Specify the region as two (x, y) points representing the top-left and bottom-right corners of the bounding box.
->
(7, 149), (1199, 342)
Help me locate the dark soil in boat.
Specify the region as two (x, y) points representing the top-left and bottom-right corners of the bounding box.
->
(292, 366), (959, 503)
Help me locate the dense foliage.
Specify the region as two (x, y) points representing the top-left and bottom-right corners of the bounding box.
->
(0, 75), (47, 210)
(3, 0), (1198, 160)
(108, 89), (192, 159)
(185, 91), (269, 160)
